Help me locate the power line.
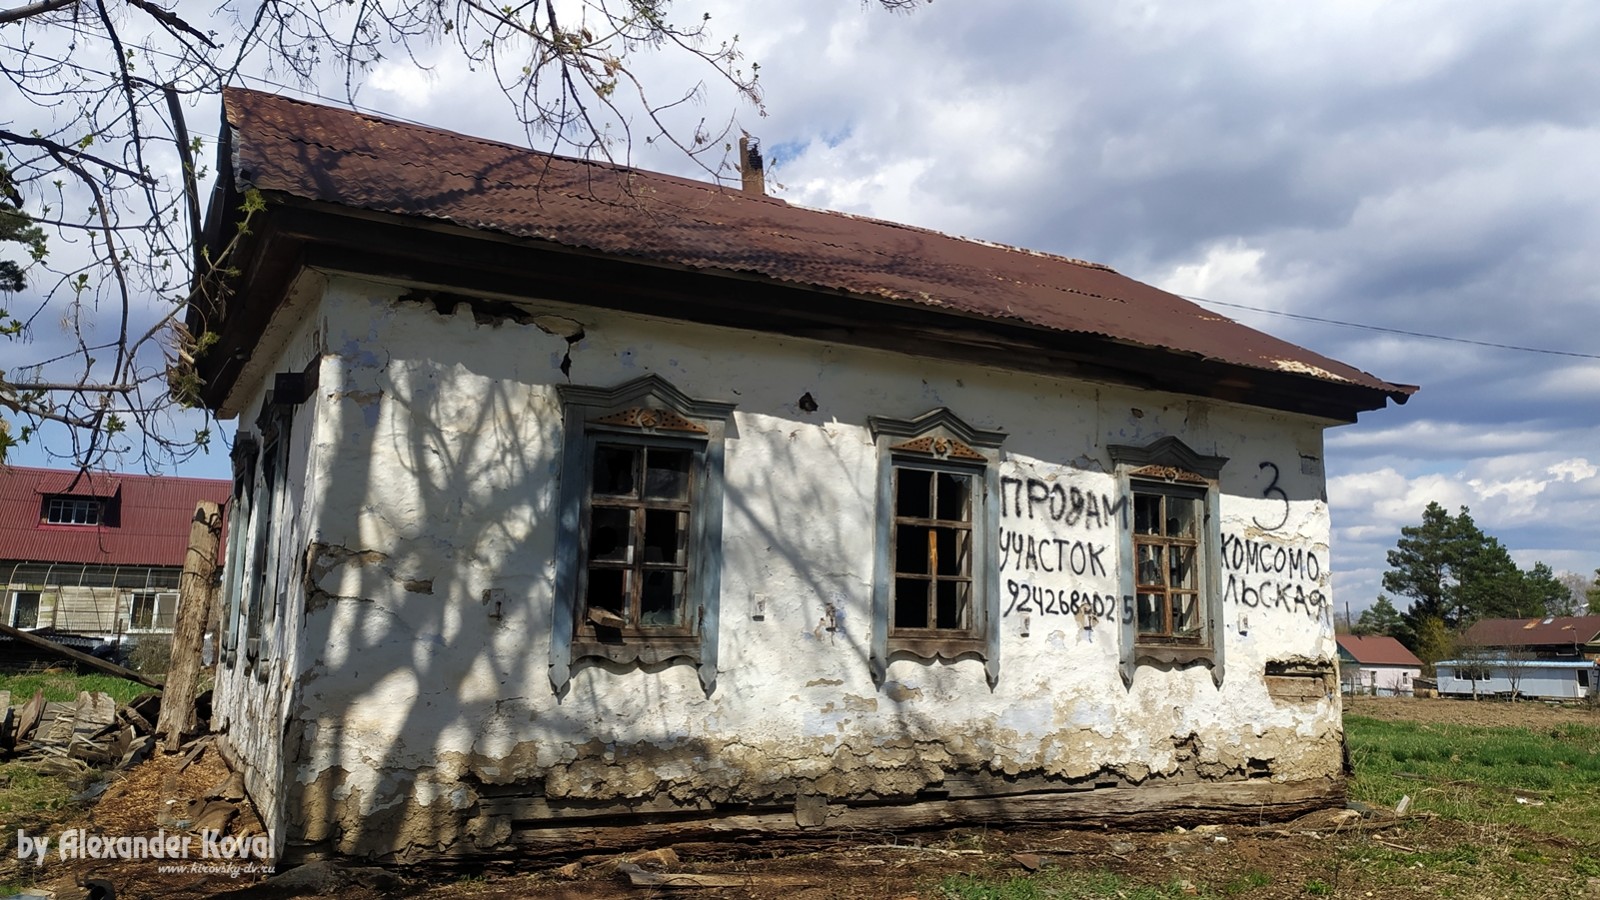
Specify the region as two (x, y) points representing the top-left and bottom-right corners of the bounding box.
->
(1186, 295), (1600, 361)
(7, 31), (1600, 367)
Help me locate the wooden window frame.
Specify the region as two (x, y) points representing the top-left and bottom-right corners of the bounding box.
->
(869, 408), (1006, 687)
(888, 460), (981, 647)
(1131, 481), (1206, 645)
(577, 437), (702, 643)
(1109, 437), (1228, 685)
(551, 375), (735, 695)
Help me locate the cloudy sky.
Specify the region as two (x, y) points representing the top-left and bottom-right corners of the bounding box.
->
(7, 0), (1598, 613)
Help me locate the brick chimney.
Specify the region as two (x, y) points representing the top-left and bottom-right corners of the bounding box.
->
(739, 135), (765, 195)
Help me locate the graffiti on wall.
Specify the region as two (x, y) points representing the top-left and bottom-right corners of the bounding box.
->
(997, 474), (1125, 623)
(1220, 533), (1328, 618)
(994, 460), (1328, 625)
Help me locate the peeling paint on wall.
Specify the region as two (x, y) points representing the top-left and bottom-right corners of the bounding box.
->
(215, 276), (1348, 860)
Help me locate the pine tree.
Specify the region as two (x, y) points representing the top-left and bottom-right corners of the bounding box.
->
(1355, 595), (1403, 637)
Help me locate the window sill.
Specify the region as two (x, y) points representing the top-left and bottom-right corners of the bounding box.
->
(888, 634), (987, 662)
(572, 637), (702, 667)
(1133, 643), (1214, 667)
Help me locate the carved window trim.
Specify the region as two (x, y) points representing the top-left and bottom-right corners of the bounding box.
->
(1108, 436), (1229, 687)
(551, 375), (735, 695)
(868, 408), (1006, 686)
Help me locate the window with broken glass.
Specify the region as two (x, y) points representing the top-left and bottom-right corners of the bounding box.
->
(1132, 481), (1206, 644)
(551, 375), (735, 695)
(868, 409), (1005, 685)
(581, 441), (697, 638)
(891, 464), (977, 638)
(1108, 437), (1228, 683)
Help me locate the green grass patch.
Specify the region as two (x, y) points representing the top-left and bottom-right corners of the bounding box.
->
(938, 869), (1218, 900)
(0, 671), (151, 706)
(1344, 715), (1600, 843)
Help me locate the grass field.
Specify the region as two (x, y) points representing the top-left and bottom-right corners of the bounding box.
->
(0, 671), (151, 706)
(927, 705), (1600, 900)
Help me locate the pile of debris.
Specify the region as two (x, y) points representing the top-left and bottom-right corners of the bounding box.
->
(0, 688), (164, 778)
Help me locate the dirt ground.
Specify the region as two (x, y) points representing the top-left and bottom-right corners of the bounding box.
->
(9, 697), (1598, 900)
(1341, 694), (1599, 729)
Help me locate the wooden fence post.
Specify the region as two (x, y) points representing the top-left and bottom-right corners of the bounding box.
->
(156, 499), (222, 751)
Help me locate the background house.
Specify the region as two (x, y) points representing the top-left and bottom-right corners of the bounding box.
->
(189, 88), (1412, 860)
(1435, 658), (1597, 701)
(1458, 615), (1600, 661)
(0, 465), (230, 664)
(1434, 615), (1600, 701)
(1335, 634), (1422, 696)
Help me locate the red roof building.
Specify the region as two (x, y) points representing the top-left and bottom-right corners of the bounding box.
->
(1336, 634), (1424, 697)
(1335, 634), (1423, 668)
(1, 465), (230, 640)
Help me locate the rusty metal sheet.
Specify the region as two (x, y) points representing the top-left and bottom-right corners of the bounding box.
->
(221, 88), (1413, 401)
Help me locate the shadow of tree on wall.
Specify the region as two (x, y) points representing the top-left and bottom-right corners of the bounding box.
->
(228, 287), (1336, 862)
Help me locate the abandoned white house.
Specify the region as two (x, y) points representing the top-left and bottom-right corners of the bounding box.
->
(188, 88), (1414, 860)
(0, 466), (230, 664)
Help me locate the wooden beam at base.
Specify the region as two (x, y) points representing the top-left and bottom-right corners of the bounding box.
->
(355, 777), (1344, 863)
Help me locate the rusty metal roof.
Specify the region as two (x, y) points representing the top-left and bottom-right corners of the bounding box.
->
(218, 87), (1413, 404)
(1336, 634), (1423, 668)
(1461, 615), (1600, 650)
(0, 466), (230, 567)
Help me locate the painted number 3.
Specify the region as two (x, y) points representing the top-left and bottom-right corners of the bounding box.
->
(1253, 461), (1290, 531)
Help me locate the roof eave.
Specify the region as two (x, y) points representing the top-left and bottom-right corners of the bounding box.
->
(192, 196), (1410, 423)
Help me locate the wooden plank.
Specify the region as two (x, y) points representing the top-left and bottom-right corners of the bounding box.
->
(480, 779), (1342, 857)
(481, 793), (713, 821)
(0, 623), (162, 689)
(156, 500), (222, 752)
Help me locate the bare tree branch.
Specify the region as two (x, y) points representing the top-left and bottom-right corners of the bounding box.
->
(0, 0), (75, 26)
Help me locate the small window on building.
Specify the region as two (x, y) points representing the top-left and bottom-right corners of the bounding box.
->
(551, 375), (736, 695)
(581, 443), (696, 635)
(891, 465), (976, 635)
(869, 408), (1005, 686)
(1580, 668), (1591, 689)
(128, 590), (178, 630)
(1108, 437), (1229, 684)
(10, 591), (41, 628)
(44, 496), (102, 526)
(1131, 482), (1206, 644)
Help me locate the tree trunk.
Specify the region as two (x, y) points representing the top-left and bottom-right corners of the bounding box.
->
(156, 500), (222, 751)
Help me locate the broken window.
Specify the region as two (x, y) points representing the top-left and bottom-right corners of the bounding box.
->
(891, 465), (975, 634)
(44, 496), (101, 526)
(581, 443), (695, 635)
(1131, 482), (1205, 644)
(551, 375), (736, 694)
(868, 409), (1006, 686)
(1108, 436), (1229, 684)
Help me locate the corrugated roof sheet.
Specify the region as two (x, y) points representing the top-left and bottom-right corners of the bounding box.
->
(0, 466), (230, 567)
(1336, 634), (1423, 668)
(1460, 615), (1600, 649)
(220, 88), (1413, 403)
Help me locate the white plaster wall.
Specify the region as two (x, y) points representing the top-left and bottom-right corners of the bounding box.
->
(243, 274), (1346, 855)
(212, 306), (327, 848)
(1347, 665), (1419, 696)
